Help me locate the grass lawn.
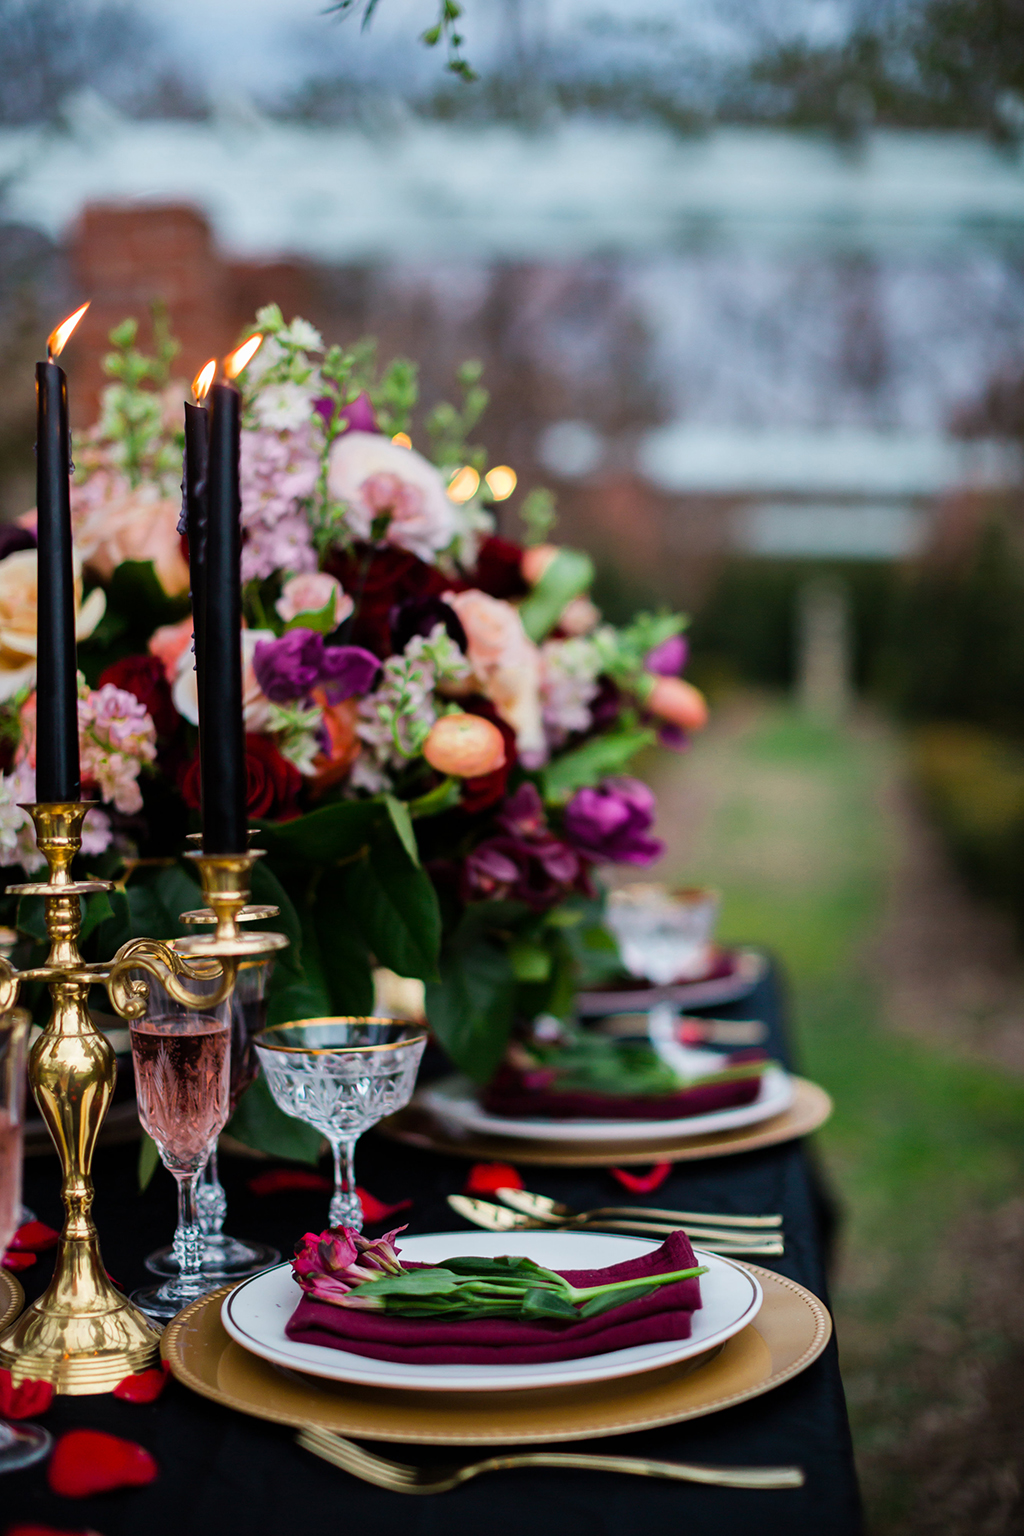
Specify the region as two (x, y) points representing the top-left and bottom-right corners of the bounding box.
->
(647, 700), (1024, 1534)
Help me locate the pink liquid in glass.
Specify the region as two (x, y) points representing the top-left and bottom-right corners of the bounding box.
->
(0, 1109), (21, 1255)
(130, 1015), (230, 1173)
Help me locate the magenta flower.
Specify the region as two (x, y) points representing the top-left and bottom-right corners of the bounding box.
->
(645, 634), (688, 676)
(563, 777), (663, 866)
(253, 629), (380, 704)
(463, 832), (581, 910)
(496, 782), (547, 841)
(291, 1225), (407, 1308)
(315, 391), (380, 434)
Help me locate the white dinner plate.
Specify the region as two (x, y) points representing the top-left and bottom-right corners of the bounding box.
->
(221, 1230), (762, 1394)
(416, 1064), (794, 1145)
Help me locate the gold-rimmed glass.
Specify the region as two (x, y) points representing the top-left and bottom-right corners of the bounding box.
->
(253, 1019), (427, 1231)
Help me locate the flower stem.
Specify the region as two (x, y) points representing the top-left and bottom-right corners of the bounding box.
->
(564, 1266), (708, 1304)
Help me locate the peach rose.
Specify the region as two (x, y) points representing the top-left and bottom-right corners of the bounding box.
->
(171, 628), (274, 730)
(423, 713), (506, 778)
(443, 588), (545, 760)
(276, 572), (352, 628)
(70, 472), (190, 596)
(0, 549), (106, 702)
(648, 676), (708, 733)
(149, 616), (195, 683)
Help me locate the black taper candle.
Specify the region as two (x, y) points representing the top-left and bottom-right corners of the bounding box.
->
(183, 400), (209, 742)
(202, 380), (246, 853)
(35, 358), (80, 803)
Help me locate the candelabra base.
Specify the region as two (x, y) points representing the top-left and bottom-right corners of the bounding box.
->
(0, 1236), (160, 1394)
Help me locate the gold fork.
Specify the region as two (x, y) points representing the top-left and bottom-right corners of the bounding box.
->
(448, 1196), (785, 1256)
(498, 1189), (784, 1230)
(297, 1427), (805, 1493)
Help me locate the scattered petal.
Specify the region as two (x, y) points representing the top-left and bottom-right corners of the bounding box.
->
(10, 1221), (60, 1252)
(247, 1168), (333, 1197)
(610, 1162), (674, 1195)
(357, 1188), (412, 1224)
(5, 1526), (102, 1536)
(0, 1366), (53, 1419)
(2, 1251), (36, 1270)
(112, 1361), (170, 1403)
(464, 1162), (524, 1196)
(47, 1430), (158, 1498)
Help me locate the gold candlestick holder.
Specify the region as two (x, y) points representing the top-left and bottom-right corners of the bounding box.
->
(0, 804), (289, 1394)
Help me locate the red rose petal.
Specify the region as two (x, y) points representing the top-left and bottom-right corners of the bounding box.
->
(112, 1361), (170, 1403)
(0, 1366), (54, 1419)
(10, 1221), (60, 1252)
(464, 1162), (524, 1196)
(2, 1251), (36, 1270)
(357, 1188), (412, 1224)
(47, 1429), (158, 1498)
(247, 1168), (333, 1197)
(609, 1162), (674, 1194)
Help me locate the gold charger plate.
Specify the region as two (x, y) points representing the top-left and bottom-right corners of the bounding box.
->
(162, 1266), (831, 1447)
(0, 1268), (24, 1331)
(378, 1076), (832, 1167)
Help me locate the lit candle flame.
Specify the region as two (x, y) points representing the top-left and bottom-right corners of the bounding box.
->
(192, 359), (217, 403)
(47, 302), (91, 360)
(224, 334), (262, 379)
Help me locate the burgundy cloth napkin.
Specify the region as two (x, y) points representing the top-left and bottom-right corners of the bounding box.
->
(481, 1050), (767, 1122)
(285, 1230), (702, 1364)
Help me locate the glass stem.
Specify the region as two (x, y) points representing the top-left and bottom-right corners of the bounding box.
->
(170, 1169), (205, 1286)
(328, 1136), (362, 1232)
(196, 1145), (227, 1237)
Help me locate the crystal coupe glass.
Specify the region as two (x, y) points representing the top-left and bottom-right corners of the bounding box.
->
(254, 1019), (427, 1231)
(0, 1007), (51, 1472)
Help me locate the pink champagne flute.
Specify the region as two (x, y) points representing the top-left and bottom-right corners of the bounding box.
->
(0, 1007), (51, 1472)
(129, 991), (231, 1324)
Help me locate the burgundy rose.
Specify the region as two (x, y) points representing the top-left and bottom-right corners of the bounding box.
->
(181, 734), (303, 820)
(98, 654), (179, 739)
(563, 777), (663, 866)
(470, 536), (529, 600)
(0, 526), (35, 562)
(325, 543), (454, 656)
(390, 594), (468, 655)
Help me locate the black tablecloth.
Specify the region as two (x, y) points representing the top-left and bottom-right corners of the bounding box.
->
(5, 964), (862, 1536)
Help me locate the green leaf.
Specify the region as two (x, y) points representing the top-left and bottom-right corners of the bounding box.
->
(384, 794), (420, 867)
(579, 1283), (656, 1319)
(225, 1074), (323, 1163)
(507, 938), (552, 983)
(337, 833), (441, 982)
(311, 868), (375, 1015)
(256, 800), (380, 866)
(540, 728), (656, 804)
(407, 776), (462, 819)
(282, 595), (338, 635)
(137, 1133), (159, 1191)
(107, 560), (191, 635)
(357, 1268), (462, 1299)
(521, 1287), (578, 1320)
(426, 936), (516, 1082)
(518, 548), (594, 643)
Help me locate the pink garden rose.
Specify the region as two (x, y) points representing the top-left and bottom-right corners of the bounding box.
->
(327, 432), (456, 562)
(70, 471), (190, 596)
(443, 588), (545, 760)
(275, 572), (352, 628)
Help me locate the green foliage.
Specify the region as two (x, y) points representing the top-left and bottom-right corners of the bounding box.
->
(424, 359), (489, 471)
(518, 548), (595, 642)
(540, 726), (655, 804)
(519, 487), (557, 546)
(96, 304), (181, 491)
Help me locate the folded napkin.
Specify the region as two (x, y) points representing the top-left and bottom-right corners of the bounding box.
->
(285, 1229), (702, 1364)
(481, 1049), (767, 1122)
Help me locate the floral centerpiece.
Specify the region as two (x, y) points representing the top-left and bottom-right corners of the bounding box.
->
(0, 306), (707, 1158)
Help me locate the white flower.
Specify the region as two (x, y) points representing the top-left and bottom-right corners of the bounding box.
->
(328, 432), (457, 561)
(253, 382), (317, 433)
(171, 628), (274, 730)
(280, 318), (324, 352)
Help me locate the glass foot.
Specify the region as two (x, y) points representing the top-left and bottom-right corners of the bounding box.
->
(131, 1275), (222, 1324)
(144, 1236), (280, 1279)
(0, 1420), (51, 1473)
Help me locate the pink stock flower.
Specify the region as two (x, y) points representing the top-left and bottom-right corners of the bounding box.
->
(78, 684), (157, 815)
(291, 1225), (407, 1309)
(327, 432), (456, 562)
(239, 426), (320, 584)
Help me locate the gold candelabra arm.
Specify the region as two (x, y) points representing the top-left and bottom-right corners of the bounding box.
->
(105, 937), (237, 1020)
(0, 955), (21, 1014)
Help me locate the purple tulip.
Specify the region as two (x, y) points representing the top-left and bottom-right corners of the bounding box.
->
(645, 634), (688, 676)
(497, 782), (548, 841)
(463, 831), (582, 910)
(314, 390), (380, 434)
(254, 628), (380, 703)
(563, 776), (664, 866)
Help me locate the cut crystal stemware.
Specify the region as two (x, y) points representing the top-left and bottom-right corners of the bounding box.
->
(254, 1018), (426, 1231)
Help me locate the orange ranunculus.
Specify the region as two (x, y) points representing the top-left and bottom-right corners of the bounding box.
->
(308, 692), (361, 797)
(423, 713), (506, 778)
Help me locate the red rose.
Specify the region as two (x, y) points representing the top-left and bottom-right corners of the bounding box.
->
(98, 654), (179, 739)
(470, 536), (529, 600)
(325, 543), (453, 656)
(180, 735), (303, 821)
